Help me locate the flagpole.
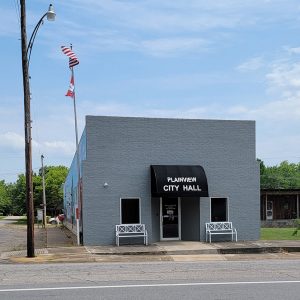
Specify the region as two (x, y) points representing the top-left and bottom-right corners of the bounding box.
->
(70, 45), (82, 246)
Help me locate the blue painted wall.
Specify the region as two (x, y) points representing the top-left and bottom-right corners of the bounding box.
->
(63, 129), (87, 234)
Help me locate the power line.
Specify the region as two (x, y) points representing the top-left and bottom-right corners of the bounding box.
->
(0, 172), (23, 176)
(13, 0), (21, 26)
(0, 167), (40, 176)
(0, 153), (24, 157)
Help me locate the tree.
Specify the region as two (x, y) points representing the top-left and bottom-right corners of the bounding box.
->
(9, 174), (26, 215)
(7, 166), (68, 216)
(0, 180), (12, 215)
(42, 166), (68, 216)
(259, 160), (300, 189)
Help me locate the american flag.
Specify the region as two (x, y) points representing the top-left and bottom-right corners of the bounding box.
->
(61, 46), (79, 68)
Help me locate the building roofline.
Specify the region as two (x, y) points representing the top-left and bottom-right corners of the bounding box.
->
(85, 115), (256, 123)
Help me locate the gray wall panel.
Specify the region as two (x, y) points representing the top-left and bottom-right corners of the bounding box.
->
(181, 197), (200, 241)
(151, 197), (160, 242)
(200, 197), (211, 241)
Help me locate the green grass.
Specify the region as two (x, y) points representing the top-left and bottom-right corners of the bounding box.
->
(0, 215), (27, 224)
(15, 217), (27, 225)
(261, 227), (300, 240)
(13, 217), (45, 225)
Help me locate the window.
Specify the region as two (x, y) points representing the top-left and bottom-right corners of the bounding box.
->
(211, 197), (228, 222)
(121, 198), (140, 224)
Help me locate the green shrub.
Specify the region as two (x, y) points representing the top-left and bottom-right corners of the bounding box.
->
(292, 219), (300, 236)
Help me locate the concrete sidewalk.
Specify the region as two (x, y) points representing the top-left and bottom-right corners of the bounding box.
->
(46, 225), (76, 247)
(33, 225), (300, 256)
(86, 240), (300, 256)
(1, 224), (299, 263)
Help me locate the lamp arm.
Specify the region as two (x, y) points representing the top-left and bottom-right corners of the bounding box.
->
(26, 12), (47, 66)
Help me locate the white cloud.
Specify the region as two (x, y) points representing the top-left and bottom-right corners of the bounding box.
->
(226, 95), (300, 121)
(63, 0), (244, 32)
(53, 0), (300, 58)
(266, 62), (300, 90)
(257, 134), (300, 165)
(64, 0), (299, 32)
(0, 132), (24, 150)
(0, 132), (75, 155)
(43, 141), (75, 155)
(232, 51), (300, 122)
(237, 57), (264, 72)
(141, 37), (209, 56)
(285, 47), (300, 55)
(227, 105), (250, 114)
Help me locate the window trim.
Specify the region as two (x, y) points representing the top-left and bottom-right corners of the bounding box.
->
(210, 197), (229, 222)
(119, 197), (141, 224)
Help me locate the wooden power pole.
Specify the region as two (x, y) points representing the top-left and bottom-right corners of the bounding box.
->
(20, 0), (35, 258)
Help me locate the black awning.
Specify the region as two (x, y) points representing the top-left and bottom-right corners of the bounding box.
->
(151, 165), (209, 197)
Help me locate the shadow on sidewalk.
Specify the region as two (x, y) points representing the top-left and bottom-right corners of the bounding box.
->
(34, 225), (76, 249)
(45, 225), (76, 248)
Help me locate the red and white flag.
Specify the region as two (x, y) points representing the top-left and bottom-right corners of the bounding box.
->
(66, 75), (75, 98)
(61, 46), (79, 68)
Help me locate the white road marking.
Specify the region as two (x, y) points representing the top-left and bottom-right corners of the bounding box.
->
(0, 281), (300, 293)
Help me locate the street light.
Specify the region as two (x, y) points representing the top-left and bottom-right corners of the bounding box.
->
(27, 4), (56, 66)
(20, 2), (55, 258)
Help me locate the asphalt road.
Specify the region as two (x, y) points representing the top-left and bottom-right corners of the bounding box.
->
(0, 259), (299, 299)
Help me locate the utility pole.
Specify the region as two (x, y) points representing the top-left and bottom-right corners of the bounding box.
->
(41, 154), (47, 227)
(20, 1), (55, 258)
(72, 65), (81, 246)
(70, 44), (82, 245)
(20, 0), (35, 258)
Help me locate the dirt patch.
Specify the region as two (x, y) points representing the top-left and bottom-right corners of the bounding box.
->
(0, 224), (46, 253)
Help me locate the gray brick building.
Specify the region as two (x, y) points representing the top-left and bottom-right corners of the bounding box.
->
(64, 116), (260, 245)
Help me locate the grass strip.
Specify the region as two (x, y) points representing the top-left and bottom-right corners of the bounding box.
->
(261, 227), (300, 240)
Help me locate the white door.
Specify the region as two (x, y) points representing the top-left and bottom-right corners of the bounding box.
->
(266, 200), (273, 220)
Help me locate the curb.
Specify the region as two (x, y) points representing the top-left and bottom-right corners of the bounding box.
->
(1, 245), (299, 263)
(217, 246), (300, 254)
(90, 246), (300, 256)
(92, 251), (168, 256)
(0, 248), (49, 259)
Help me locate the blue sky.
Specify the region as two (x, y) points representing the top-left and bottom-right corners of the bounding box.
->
(1, 0), (300, 183)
